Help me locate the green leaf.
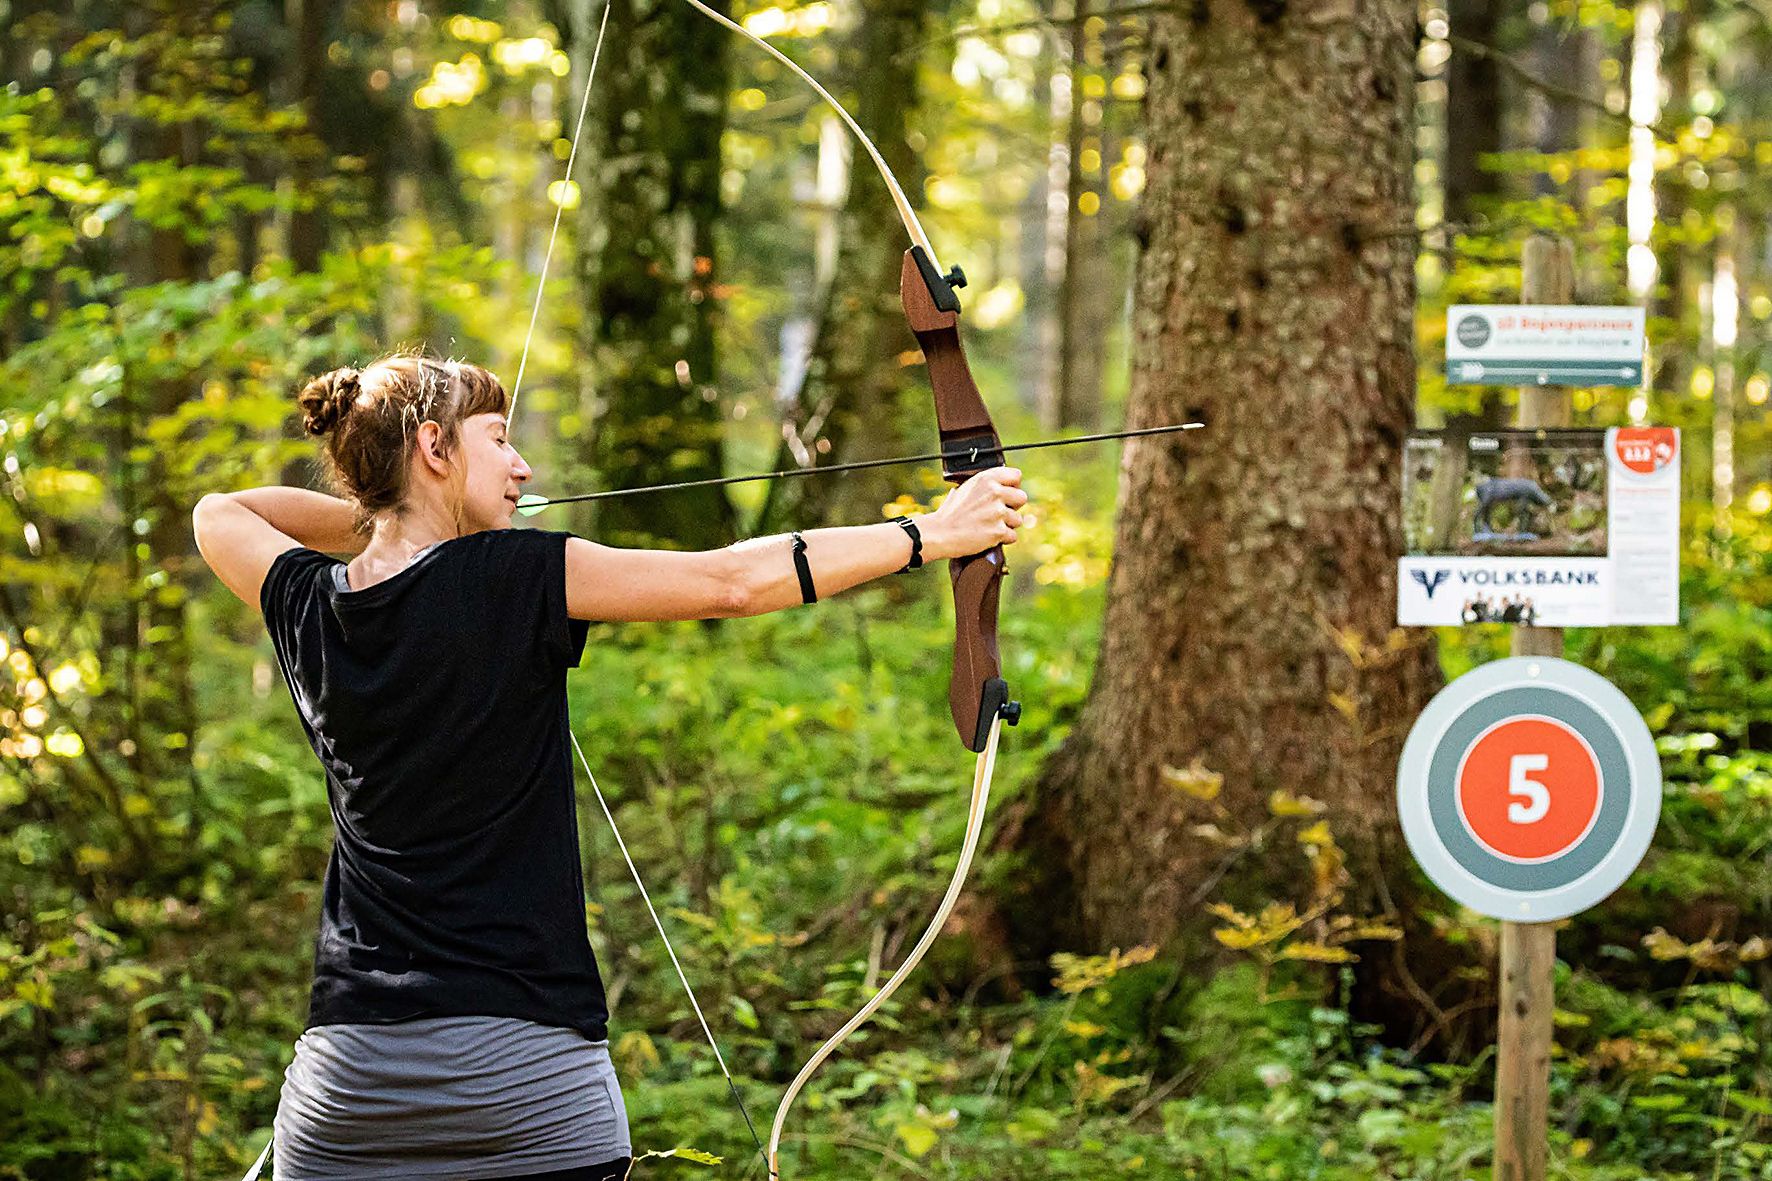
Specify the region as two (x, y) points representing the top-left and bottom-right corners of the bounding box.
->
(893, 1121), (939, 1157)
(729, 995), (759, 1030)
(632, 1146), (723, 1166)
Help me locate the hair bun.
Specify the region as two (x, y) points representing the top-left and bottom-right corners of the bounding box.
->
(298, 366), (362, 436)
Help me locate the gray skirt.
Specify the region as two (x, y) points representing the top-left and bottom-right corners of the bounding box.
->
(272, 1016), (631, 1180)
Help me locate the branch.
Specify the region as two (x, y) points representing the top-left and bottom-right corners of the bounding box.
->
(902, 1), (1679, 155)
(775, 1131), (930, 1177)
(0, 581), (154, 868)
(900, 1), (1177, 60)
(1446, 34), (1673, 145)
(1126, 1064), (1201, 1123)
(44, 536), (110, 660)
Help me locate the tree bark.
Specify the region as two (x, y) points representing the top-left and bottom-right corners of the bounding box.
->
(123, 2), (210, 833)
(1019, 0), (1060, 422)
(1525, 11), (1587, 200)
(1442, 0), (1509, 429)
(1648, 0), (1695, 417)
(1012, 0), (1438, 998)
(1053, 0), (1107, 430)
(285, 0), (335, 272)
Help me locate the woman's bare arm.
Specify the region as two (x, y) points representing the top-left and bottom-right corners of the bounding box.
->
(193, 488), (365, 608)
(565, 522), (909, 622)
(565, 466), (1027, 623)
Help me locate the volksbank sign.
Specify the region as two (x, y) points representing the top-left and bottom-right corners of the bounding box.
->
(1446, 305), (1645, 388)
(1398, 557), (1612, 627)
(1407, 566), (1600, 600)
(1451, 567), (1601, 589)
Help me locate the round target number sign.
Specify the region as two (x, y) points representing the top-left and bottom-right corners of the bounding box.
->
(1398, 658), (1660, 921)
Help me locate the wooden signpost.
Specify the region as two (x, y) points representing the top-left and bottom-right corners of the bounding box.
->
(1499, 233), (1570, 1181)
(1398, 234), (1668, 1181)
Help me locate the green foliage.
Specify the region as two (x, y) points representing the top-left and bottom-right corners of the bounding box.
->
(2, 0), (1768, 1179)
(1556, 974), (1770, 1176)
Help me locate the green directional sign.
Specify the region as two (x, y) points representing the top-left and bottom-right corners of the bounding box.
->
(1446, 305), (1645, 388)
(1447, 359), (1643, 385)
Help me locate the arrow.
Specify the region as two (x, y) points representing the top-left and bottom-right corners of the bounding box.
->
(516, 421), (1205, 514)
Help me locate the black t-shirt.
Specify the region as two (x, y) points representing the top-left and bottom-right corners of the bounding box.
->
(260, 529), (606, 1039)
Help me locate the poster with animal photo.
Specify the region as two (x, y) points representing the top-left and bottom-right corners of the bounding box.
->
(1397, 428), (1679, 627)
(1403, 430), (1608, 558)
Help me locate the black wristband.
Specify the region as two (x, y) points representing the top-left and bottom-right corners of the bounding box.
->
(790, 532), (817, 604)
(893, 515), (924, 572)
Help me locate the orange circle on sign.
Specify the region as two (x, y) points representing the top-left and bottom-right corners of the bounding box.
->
(1456, 716), (1601, 862)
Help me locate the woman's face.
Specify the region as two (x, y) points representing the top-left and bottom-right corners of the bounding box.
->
(454, 411), (532, 530)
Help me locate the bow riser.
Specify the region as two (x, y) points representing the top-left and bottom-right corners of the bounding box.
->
(900, 248), (1020, 752)
(901, 250), (1002, 472)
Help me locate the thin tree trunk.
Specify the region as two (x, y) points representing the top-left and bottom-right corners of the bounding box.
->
(1443, 0), (1509, 430)
(578, 0), (735, 549)
(1444, 0), (1504, 227)
(124, 3), (208, 838)
(286, 0), (334, 272)
(1526, 11), (1584, 198)
(1648, 0), (1694, 421)
(1526, 9), (1602, 307)
(757, 0), (931, 532)
(1054, 0), (1106, 430)
(1019, 1), (1060, 421)
(1710, 225), (1737, 528)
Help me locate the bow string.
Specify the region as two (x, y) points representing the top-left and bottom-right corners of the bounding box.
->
(509, 5), (1020, 1177)
(505, 0), (771, 1171)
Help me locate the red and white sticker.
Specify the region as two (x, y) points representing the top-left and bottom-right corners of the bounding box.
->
(1613, 426), (1678, 476)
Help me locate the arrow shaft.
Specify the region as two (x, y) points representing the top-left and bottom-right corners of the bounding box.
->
(522, 422), (1203, 510)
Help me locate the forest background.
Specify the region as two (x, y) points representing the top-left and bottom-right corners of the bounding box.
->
(0, 0), (1767, 1178)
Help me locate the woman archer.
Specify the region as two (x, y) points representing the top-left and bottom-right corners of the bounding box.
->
(191, 352), (1027, 1180)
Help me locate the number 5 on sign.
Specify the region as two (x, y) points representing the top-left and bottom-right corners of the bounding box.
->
(1508, 754), (1550, 824)
(1457, 718), (1600, 862)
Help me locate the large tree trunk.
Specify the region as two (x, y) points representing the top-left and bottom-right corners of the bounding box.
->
(1012, 0), (1439, 1010)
